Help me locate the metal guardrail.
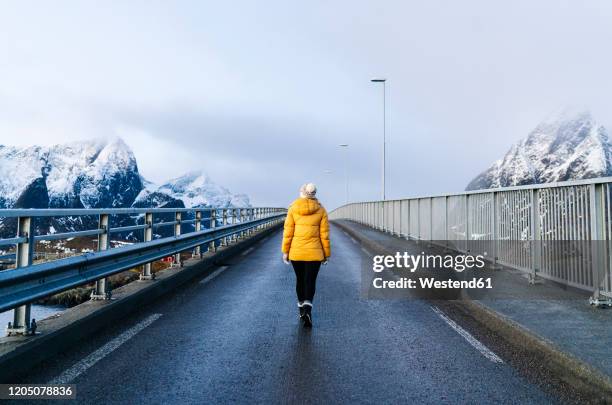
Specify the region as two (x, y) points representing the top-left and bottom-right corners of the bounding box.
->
(329, 177), (612, 305)
(0, 207), (286, 335)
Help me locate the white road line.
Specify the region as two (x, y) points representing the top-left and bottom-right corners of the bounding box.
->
(241, 247), (254, 256)
(360, 247), (370, 256)
(200, 266), (229, 284)
(431, 306), (503, 364)
(350, 237), (358, 244)
(48, 313), (162, 384)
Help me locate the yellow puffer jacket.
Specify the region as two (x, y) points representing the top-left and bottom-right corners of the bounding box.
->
(282, 197), (331, 261)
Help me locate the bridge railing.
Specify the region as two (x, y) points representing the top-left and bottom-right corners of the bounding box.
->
(329, 177), (612, 305)
(0, 207), (286, 335)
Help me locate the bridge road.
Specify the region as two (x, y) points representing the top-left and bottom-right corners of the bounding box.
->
(16, 225), (555, 404)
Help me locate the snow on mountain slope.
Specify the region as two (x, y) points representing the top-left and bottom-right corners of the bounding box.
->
(0, 146), (44, 207)
(0, 138), (252, 237)
(134, 171), (250, 208)
(466, 110), (612, 190)
(0, 138), (142, 209)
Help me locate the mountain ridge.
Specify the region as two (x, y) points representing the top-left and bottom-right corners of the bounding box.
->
(0, 138), (250, 238)
(466, 110), (612, 190)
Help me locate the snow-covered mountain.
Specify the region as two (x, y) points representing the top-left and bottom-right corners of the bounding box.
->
(0, 138), (142, 209)
(133, 171), (250, 209)
(0, 138), (251, 237)
(466, 110), (612, 190)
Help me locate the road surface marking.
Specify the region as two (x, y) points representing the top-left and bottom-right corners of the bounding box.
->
(350, 237), (358, 244)
(48, 313), (163, 384)
(431, 306), (503, 364)
(360, 247), (370, 256)
(241, 247), (254, 256)
(200, 266), (229, 284)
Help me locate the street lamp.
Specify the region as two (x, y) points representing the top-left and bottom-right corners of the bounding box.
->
(371, 78), (387, 200)
(339, 144), (349, 204)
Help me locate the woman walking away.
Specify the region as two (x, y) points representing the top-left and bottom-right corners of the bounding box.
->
(282, 183), (331, 328)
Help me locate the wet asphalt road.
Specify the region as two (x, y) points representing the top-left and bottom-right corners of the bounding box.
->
(16, 225), (557, 404)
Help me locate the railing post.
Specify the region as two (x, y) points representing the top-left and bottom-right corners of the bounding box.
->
(589, 183), (611, 306)
(240, 208), (246, 239)
(173, 212), (182, 267)
(417, 199), (421, 242)
(465, 195), (470, 252)
(6, 216), (35, 336)
(399, 200), (403, 236)
(193, 210), (202, 258)
(444, 196), (449, 249)
(91, 213), (111, 300)
(261, 208), (265, 229)
(231, 208), (238, 242)
(260, 208), (265, 229)
(140, 212), (154, 280)
(209, 209), (217, 253)
(491, 192), (499, 269)
(405, 200), (410, 239)
(222, 209), (228, 245)
(429, 197), (433, 245)
(391, 201), (395, 235)
(529, 189), (542, 284)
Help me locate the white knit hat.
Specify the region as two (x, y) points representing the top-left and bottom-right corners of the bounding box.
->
(300, 183), (317, 198)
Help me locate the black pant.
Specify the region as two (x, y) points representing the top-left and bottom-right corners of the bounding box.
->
(291, 261), (322, 303)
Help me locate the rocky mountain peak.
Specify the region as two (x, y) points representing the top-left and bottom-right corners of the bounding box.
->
(466, 110), (612, 191)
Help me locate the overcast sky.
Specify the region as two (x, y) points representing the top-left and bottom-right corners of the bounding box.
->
(2, 1), (612, 209)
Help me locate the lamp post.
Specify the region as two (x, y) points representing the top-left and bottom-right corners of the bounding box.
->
(339, 144), (349, 204)
(371, 78), (386, 200)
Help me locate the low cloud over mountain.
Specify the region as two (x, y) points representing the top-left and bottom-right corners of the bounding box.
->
(466, 110), (612, 190)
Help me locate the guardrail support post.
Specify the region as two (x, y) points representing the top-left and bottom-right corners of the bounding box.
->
(465, 195), (470, 253)
(238, 208), (243, 239)
(7, 217), (35, 336)
(240, 208), (246, 239)
(246, 208), (252, 236)
(490, 192), (500, 269)
(428, 197), (433, 247)
(140, 212), (154, 280)
(173, 212), (182, 267)
(416, 200), (421, 243)
(444, 196), (449, 249)
(209, 209), (217, 253)
(91, 214), (111, 300)
(589, 183), (612, 306)
(230, 208), (237, 243)
(193, 210), (202, 258)
(222, 209), (228, 246)
(529, 189), (543, 284)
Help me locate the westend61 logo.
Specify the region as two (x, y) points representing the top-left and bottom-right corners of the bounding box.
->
(372, 252), (486, 273)
(369, 252), (493, 292)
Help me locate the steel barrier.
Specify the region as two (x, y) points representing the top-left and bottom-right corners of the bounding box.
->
(329, 177), (612, 306)
(0, 207), (286, 335)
